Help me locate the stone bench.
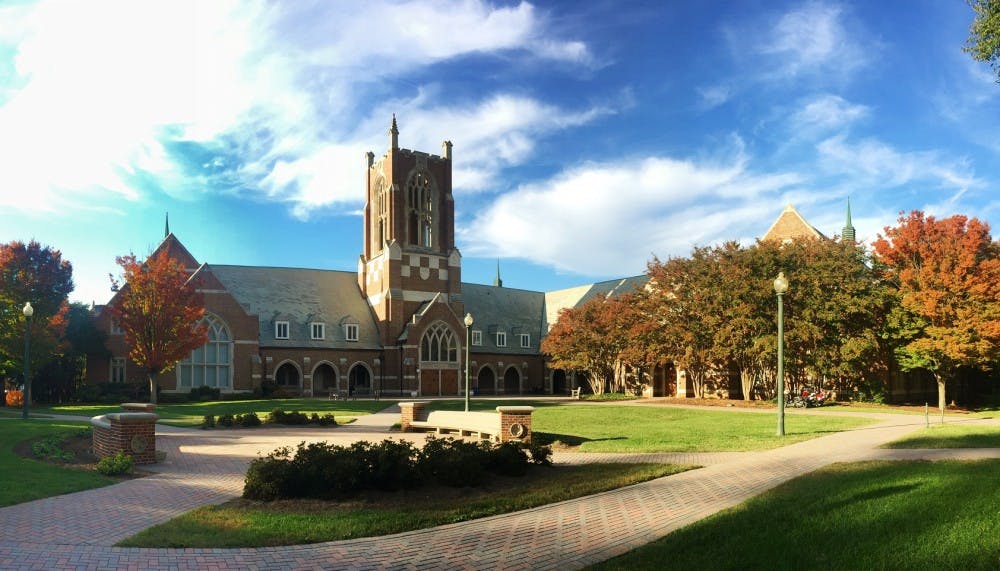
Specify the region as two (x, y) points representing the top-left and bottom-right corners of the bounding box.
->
(399, 402), (534, 443)
(570, 387), (581, 399)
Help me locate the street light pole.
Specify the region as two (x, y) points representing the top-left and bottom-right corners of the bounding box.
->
(22, 302), (34, 421)
(773, 273), (788, 437)
(464, 313), (474, 412)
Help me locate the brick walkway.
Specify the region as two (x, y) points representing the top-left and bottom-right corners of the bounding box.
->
(0, 408), (996, 570)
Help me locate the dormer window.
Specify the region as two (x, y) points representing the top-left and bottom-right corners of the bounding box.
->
(496, 331), (507, 348)
(311, 322), (325, 340)
(275, 321), (289, 340)
(472, 330), (482, 346)
(110, 321), (123, 335)
(345, 323), (359, 342)
(519, 333), (530, 348)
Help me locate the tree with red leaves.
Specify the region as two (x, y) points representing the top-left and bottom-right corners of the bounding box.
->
(874, 211), (1000, 413)
(542, 294), (639, 395)
(108, 251), (207, 404)
(0, 241), (74, 399)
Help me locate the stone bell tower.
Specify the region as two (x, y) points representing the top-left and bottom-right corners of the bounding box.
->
(358, 116), (464, 350)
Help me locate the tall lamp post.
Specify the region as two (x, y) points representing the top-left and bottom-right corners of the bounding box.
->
(22, 302), (34, 420)
(464, 313), (474, 412)
(773, 272), (788, 437)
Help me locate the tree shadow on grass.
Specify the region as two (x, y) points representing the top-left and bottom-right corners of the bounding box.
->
(533, 432), (627, 447)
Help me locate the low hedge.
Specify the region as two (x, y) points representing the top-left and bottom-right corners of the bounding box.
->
(243, 437), (553, 501)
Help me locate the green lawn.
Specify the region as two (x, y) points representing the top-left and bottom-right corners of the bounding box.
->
(531, 405), (875, 452)
(591, 460), (1000, 571)
(883, 423), (1000, 448)
(0, 418), (117, 506)
(119, 462), (692, 547)
(31, 399), (390, 427)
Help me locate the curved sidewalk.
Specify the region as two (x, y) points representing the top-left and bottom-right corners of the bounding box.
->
(0, 410), (996, 570)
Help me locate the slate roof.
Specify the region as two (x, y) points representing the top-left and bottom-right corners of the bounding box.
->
(542, 275), (648, 332)
(207, 265), (381, 350)
(463, 283), (546, 355)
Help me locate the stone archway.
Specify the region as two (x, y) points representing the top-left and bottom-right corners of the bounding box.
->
(503, 366), (520, 395)
(274, 362), (300, 391)
(312, 363), (338, 393)
(477, 367), (496, 395)
(349, 364), (371, 396)
(552, 370), (567, 394)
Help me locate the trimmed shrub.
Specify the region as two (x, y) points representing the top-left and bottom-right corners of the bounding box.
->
(201, 415), (216, 429)
(97, 451), (134, 476)
(236, 412), (262, 427)
(488, 441), (529, 477)
(524, 441), (553, 466)
(189, 386), (221, 401)
(419, 437), (491, 487)
(217, 413), (235, 427)
(317, 413), (337, 426)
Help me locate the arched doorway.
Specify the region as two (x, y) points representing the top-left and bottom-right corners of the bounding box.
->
(274, 362), (300, 392)
(552, 369), (567, 394)
(312, 363), (337, 393)
(503, 366), (520, 395)
(477, 367), (496, 395)
(349, 364), (371, 396)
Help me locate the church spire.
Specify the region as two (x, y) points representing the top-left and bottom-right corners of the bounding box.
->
(389, 114), (399, 150)
(842, 198), (856, 242)
(493, 259), (503, 288)
(164, 212), (170, 238)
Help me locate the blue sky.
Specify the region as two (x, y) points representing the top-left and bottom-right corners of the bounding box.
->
(1, 0), (996, 306)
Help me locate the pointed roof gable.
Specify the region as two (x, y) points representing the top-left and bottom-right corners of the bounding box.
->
(150, 233), (200, 270)
(761, 204), (826, 243)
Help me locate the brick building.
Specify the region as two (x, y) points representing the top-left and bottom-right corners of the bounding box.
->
(88, 118), (639, 398)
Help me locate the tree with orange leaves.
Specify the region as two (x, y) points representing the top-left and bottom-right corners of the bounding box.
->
(108, 251), (207, 404)
(873, 211), (1000, 413)
(0, 240), (74, 403)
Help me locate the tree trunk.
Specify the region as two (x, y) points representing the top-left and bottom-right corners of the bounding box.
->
(148, 371), (158, 405)
(936, 373), (946, 415)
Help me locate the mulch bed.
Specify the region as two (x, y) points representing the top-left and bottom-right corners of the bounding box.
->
(13, 432), (148, 479)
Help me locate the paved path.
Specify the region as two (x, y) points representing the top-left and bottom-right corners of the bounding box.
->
(0, 407), (996, 570)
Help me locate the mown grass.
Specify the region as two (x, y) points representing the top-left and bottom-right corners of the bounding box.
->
(883, 423), (1000, 449)
(531, 405), (875, 452)
(0, 418), (116, 506)
(118, 462), (691, 547)
(591, 460), (1000, 571)
(32, 399), (390, 427)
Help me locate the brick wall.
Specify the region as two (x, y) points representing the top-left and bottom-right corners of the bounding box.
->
(496, 406), (534, 443)
(91, 411), (159, 464)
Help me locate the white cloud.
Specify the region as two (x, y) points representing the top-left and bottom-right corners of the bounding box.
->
(696, 84), (732, 109)
(816, 134), (983, 211)
(462, 152), (801, 276)
(0, 0), (593, 217)
(789, 94), (868, 136)
(757, 1), (869, 81)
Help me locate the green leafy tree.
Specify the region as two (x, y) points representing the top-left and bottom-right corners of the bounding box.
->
(965, 0), (1000, 81)
(873, 211), (1000, 412)
(108, 251), (207, 404)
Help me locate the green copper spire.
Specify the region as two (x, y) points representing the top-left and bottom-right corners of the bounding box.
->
(164, 212), (170, 238)
(842, 198), (856, 242)
(493, 259), (503, 288)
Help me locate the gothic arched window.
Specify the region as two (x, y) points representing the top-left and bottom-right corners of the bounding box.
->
(406, 170), (436, 248)
(177, 314), (232, 389)
(372, 177), (388, 253)
(420, 321), (458, 363)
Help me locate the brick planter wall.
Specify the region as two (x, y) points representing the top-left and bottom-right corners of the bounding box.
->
(496, 406), (534, 443)
(398, 401), (429, 432)
(91, 411), (159, 464)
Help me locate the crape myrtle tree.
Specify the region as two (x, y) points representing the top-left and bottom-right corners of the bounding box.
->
(0, 241), (74, 402)
(542, 294), (640, 395)
(873, 211), (1000, 413)
(109, 251), (208, 404)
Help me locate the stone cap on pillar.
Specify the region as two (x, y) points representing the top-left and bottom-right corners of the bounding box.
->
(495, 406), (534, 414)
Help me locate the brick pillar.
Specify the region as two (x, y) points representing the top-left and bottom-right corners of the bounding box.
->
(91, 411), (159, 464)
(496, 405), (534, 443)
(399, 401), (429, 432)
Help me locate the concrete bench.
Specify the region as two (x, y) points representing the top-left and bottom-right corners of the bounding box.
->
(408, 410), (502, 442)
(399, 402), (534, 443)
